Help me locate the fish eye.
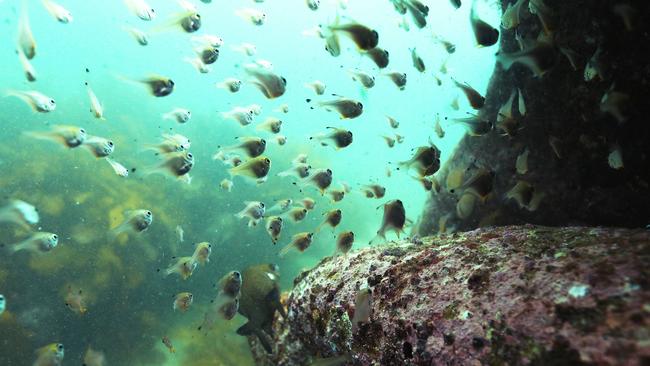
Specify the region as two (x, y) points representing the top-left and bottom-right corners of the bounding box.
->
(326, 169), (332, 174)
(265, 158), (270, 163)
(302, 209), (307, 213)
(80, 128), (86, 133)
(260, 203), (265, 207)
(187, 153), (193, 158)
(281, 77), (287, 85)
(50, 99), (56, 104)
(57, 344), (63, 350)
(357, 102), (363, 108)
(146, 211), (152, 216)
(261, 139), (266, 144)
(52, 234), (58, 240)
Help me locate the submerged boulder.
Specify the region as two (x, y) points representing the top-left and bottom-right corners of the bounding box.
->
(247, 225), (649, 365)
(417, 1), (650, 235)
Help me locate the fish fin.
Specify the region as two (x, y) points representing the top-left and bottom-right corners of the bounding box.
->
(5, 90), (37, 112)
(236, 322), (254, 336)
(254, 329), (273, 354)
(278, 242), (293, 257)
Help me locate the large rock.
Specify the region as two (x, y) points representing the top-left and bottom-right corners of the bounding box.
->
(416, 1), (650, 236)
(247, 226), (650, 365)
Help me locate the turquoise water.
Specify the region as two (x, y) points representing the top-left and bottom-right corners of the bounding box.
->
(0, 0), (498, 364)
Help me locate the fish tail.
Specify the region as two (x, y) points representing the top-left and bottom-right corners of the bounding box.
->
(22, 130), (55, 143)
(276, 169), (291, 177)
(109, 222), (130, 240)
(7, 238), (29, 254)
(5, 90), (35, 110)
(278, 243), (293, 257)
(164, 266), (177, 277)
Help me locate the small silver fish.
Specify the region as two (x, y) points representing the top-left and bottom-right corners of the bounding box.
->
(175, 225), (184, 242)
(236, 201), (265, 227)
(0, 200), (39, 229)
(7, 232), (58, 254)
(163, 108), (191, 124)
(25, 125), (86, 148)
(82, 136), (114, 158)
(6, 90), (55, 112)
(111, 209), (153, 237)
(106, 158), (129, 177)
(42, 0), (73, 23)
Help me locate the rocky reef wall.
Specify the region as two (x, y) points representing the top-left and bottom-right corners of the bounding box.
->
(417, 0), (650, 236)
(247, 226), (650, 365)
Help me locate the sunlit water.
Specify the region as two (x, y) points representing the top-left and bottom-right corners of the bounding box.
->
(0, 0), (498, 364)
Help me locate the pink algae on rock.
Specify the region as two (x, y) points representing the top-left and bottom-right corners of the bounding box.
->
(247, 225), (650, 365)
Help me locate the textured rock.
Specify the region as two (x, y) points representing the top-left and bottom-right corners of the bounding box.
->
(247, 226), (650, 365)
(416, 0), (650, 236)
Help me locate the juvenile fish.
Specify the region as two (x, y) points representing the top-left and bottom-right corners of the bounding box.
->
(173, 292), (193, 312)
(164, 256), (197, 280)
(256, 117), (282, 134)
(25, 125), (86, 148)
(219, 137), (266, 158)
(229, 156), (271, 183)
(470, 0), (499, 47)
(311, 127), (353, 149)
(33, 343), (65, 366)
(86, 83), (105, 120)
(309, 97), (363, 119)
(245, 65), (286, 99)
(7, 232), (58, 254)
(106, 158), (129, 177)
(236, 201), (266, 227)
(265, 216), (283, 244)
(351, 288), (372, 332)
(111, 209), (153, 237)
(0, 200), (39, 229)
(146, 151), (194, 178)
(163, 108), (191, 124)
(336, 231), (355, 254)
(82, 136), (114, 158)
(279, 232), (314, 257)
(371, 200), (406, 243)
(217, 78), (242, 93)
(6, 90), (56, 112)
(315, 209), (342, 232)
(192, 242), (212, 265)
(42, 0), (73, 23)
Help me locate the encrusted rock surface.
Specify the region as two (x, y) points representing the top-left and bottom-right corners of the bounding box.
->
(248, 225), (650, 365)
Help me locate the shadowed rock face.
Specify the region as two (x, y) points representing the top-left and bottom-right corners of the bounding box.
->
(248, 226), (650, 365)
(417, 0), (650, 236)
